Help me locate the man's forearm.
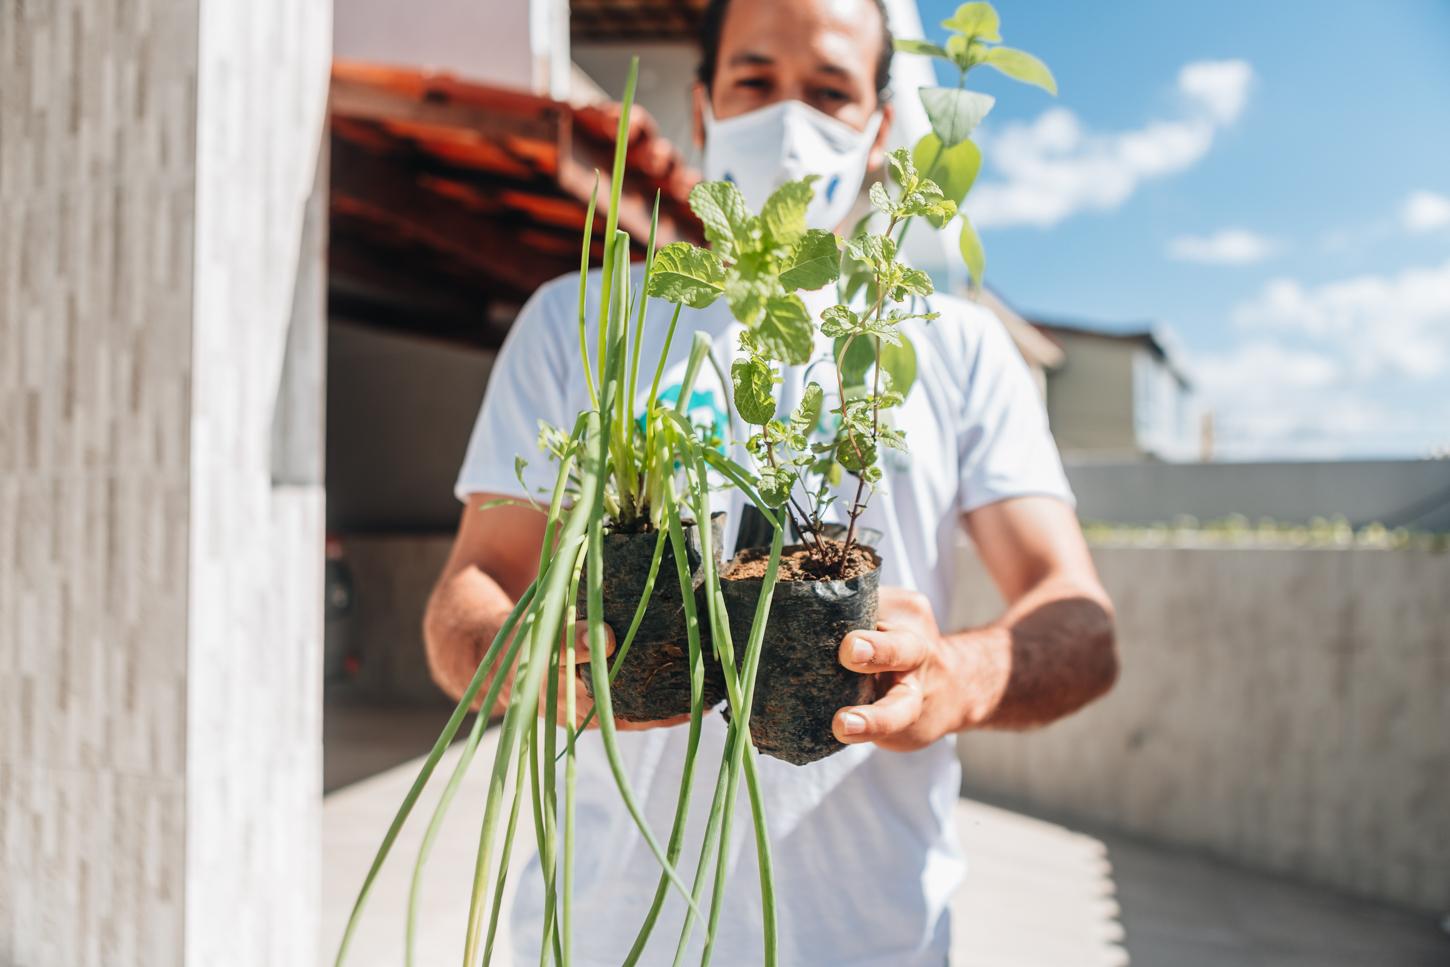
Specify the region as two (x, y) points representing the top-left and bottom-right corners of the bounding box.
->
(946, 574), (1117, 731)
(422, 565), (518, 710)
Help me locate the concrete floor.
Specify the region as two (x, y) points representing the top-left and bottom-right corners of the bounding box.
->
(322, 705), (1450, 966)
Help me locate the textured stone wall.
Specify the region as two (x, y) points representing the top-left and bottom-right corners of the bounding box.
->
(0, 0), (330, 963)
(951, 543), (1450, 912)
(1, 2), (198, 962)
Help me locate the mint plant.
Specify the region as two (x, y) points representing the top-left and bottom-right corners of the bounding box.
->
(646, 3), (1057, 578)
(893, 0), (1058, 289)
(648, 162), (948, 575)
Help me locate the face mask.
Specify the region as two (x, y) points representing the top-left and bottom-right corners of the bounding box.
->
(702, 100), (883, 232)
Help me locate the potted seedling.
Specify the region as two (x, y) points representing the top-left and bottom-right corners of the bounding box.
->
(332, 4), (1057, 959)
(649, 1), (1056, 764)
(333, 59), (793, 967)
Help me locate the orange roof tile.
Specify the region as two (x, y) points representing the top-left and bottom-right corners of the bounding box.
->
(329, 60), (703, 347)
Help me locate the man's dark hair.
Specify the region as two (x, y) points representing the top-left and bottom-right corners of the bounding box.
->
(696, 0), (895, 101)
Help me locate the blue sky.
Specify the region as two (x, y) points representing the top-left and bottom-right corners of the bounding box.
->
(914, 0), (1450, 459)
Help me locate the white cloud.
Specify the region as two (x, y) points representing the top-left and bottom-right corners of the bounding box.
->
(1168, 229), (1279, 265)
(1177, 60), (1254, 124)
(1401, 190), (1450, 233)
(1194, 257), (1450, 458)
(967, 59), (1253, 230)
(1232, 257), (1450, 379)
(1196, 342), (1339, 395)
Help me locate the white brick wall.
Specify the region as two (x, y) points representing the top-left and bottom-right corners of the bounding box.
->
(952, 543), (1450, 913)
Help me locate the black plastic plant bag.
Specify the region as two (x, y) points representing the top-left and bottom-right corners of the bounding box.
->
(579, 512), (728, 722)
(720, 546), (880, 765)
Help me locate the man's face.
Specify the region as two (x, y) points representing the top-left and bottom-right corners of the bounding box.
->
(693, 0), (893, 157)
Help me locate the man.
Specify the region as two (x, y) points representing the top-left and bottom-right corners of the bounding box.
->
(425, 0), (1118, 963)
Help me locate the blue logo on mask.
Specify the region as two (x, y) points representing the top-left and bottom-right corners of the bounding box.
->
(825, 174), (840, 202)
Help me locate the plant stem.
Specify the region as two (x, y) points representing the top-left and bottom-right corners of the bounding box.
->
(399, 584), (539, 967)
(838, 217), (897, 569)
(621, 477), (708, 966)
(481, 743), (530, 967)
(577, 174), (601, 410)
(333, 570), (545, 967)
(562, 525), (667, 743)
(588, 360), (704, 920)
(597, 58), (638, 400)
(460, 532), (586, 966)
(681, 453), (782, 967)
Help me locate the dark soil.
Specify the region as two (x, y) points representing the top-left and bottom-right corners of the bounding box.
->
(578, 514), (728, 722)
(724, 540), (878, 582)
(721, 543), (881, 765)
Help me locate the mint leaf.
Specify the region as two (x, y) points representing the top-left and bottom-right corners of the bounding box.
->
(845, 233), (889, 267)
(981, 47), (1057, 95)
(886, 148), (918, 191)
(779, 229), (841, 291)
(879, 339), (918, 397)
(820, 305), (860, 339)
(723, 250), (775, 325)
(757, 467), (794, 508)
(895, 267), (935, 298)
(791, 382), (824, 436)
(761, 178), (815, 247)
(834, 333), (875, 386)
(647, 242), (725, 308)
(912, 133), (981, 206)
(755, 294), (815, 364)
(894, 38), (950, 59)
(689, 181), (750, 257)
(941, 2), (1001, 42)
(920, 87), (996, 147)
(959, 215), (985, 292)
(732, 357), (777, 425)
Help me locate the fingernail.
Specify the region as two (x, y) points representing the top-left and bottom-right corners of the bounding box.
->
(840, 711), (867, 736)
(849, 637), (873, 664)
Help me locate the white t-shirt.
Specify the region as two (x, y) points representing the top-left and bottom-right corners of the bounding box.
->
(456, 264), (1073, 966)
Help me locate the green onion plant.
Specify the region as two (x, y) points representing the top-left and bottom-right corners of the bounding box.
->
(333, 57), (786, 967)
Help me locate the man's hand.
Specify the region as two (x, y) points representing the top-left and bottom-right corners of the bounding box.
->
(560, 622), (691, 732)
(425, 496), (691, 735)
(831, 586), (1001, 751)
(830, 496), (1118, 749)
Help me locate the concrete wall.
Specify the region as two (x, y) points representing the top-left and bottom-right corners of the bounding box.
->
(574, 42), (702, 159)
(950, 542), (1450, 913)
(0, 0), (329, 963)
(185, 1), (330, 964)
(1044, 332), (1137, 457)
(328, 535), (454, 706)
(1066, 458), (1450, 531)
(335, 0), (569, 97)
(327, 320), (494, 533)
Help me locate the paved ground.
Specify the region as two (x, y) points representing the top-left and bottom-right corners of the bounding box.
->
(323, 705), (1450, 966)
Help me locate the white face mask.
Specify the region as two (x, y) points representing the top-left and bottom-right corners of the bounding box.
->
(702, 100), (883, 232)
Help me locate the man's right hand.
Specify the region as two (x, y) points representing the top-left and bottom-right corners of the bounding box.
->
(424, 495), (692, 733)
(558, 621), (693, 732)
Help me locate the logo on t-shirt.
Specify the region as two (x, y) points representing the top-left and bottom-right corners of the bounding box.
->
(641, 384), (729, 451)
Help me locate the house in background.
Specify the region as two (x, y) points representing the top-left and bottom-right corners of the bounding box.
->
(1034, 321), (1204, 462)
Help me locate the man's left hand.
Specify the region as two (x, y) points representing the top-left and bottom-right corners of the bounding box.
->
(831, 585), (995, 751)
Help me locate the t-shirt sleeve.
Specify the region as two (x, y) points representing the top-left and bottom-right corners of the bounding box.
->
(454, 281), (575, 503)
(953, 304), (1076, 514)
